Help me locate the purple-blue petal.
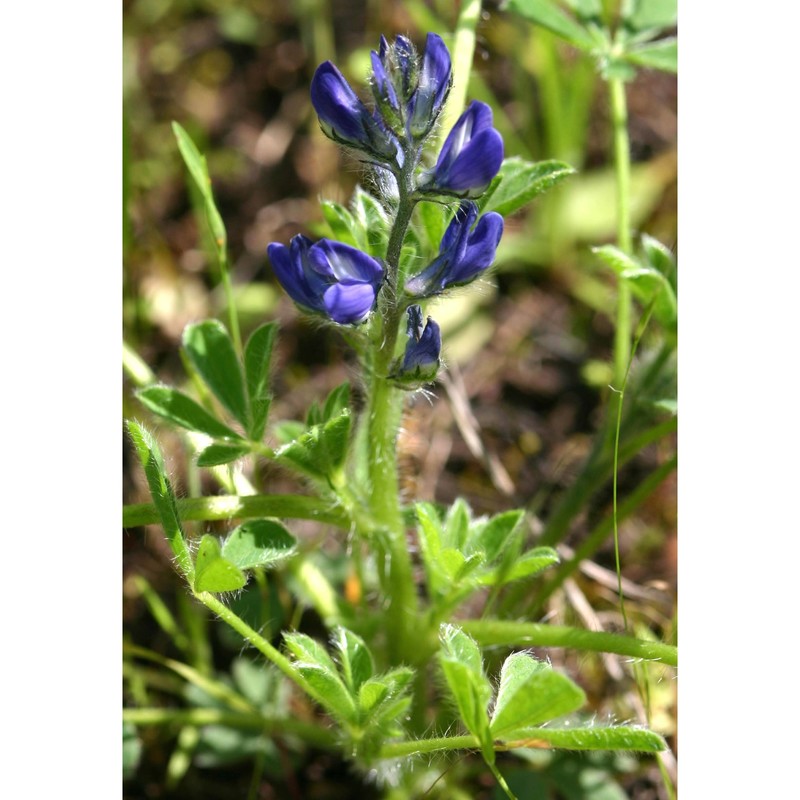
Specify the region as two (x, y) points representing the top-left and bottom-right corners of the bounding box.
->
(268, 240), (325, 312)
(402, 317), (441, 371)
(449, 212), (504, 284)
(310, 62), (370, 143)
(322, 281), (377, 324)
(408, 33), (452, 137)
(313, 240), (384, 285)
(436, 127), (504, 193)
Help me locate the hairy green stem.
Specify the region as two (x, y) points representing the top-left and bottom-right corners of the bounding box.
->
(609, 75), (632, 386)
(365, 160), (420, 663)
(123, 494), (350, 529)
(461, 620), (677, 666)
(196, 591), (333, 709)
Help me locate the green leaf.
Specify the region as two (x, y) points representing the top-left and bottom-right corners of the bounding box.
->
(275, 410), (352, 481)
(137, 386), (244, 441)
(283, 632), (356, 723)
(438, 625), (493, 759)
(592, 243), (677, 326)
(244, 321), (278, 440)
(490, 654), (586, 739)
(172, 122), (227, 253)
(122, 722), (142, 780)
(322, 382), (351, 422)
(196, 442), (251, 467)
(193, 535), (247, 593)
(624, 37), (677, 73)
(352, 186), (390, 258)
(480, 158), (576, 217)
(221, 519), (297, 570)
(502, 0), (597, 50)
(321, 201), (359, 247)
(443, 498), (471, 550)
(283, 631), (339, 674)
(622, 0), (677, 34)
(126, 421), (193, 578)
(474, 510), (525, 562)
(506, 724), (667, 752)
(272, 420), (305, 444)
(332, 627), (374, 693)
(479, 547), (560, 586)
(641, 234), (676, 278)
(183, 320), (248, 429)
(415, 201), (448, 258)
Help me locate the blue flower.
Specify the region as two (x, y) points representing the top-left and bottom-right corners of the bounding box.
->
(391, 305), (441, 387)
(419, 101), (504, 197)
(405, 203), (504, 297)
(310, 61), (399, 163)
(267, 236), (384, 325)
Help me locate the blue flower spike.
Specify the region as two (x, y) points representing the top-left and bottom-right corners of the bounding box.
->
(267, 236), (384, 325)
(419, 100), (504, 197)
(310, 61), (399, 163)
(391, 305), (442, 388)
(405, 203), (504, 298)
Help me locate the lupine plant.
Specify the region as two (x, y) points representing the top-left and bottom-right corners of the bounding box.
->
(124, 18), (676, 800)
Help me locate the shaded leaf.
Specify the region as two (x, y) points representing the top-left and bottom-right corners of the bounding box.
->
(137, 386), (243, 441)
(196, 442), (251, 467)
(183, 320), (248, 429)
(221, 519), (297, 570)
(244, 321), (279, 440)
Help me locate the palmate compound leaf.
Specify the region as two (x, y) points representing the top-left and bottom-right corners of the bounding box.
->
(624, 37), (677, 74)
(480, 158), (576, 218)
(183, 320), (249, 430)
(489, 653), (586, 741)
(221, 519), (297, 570)
(193, 534), (247, 594)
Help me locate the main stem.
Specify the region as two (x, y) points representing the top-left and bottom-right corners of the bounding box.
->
(609, 75), (632, 387)
(366, 161), (419, 664)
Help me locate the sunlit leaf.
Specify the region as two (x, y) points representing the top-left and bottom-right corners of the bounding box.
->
(193, 535), (247, 593)
(490, 653), (586, 739)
